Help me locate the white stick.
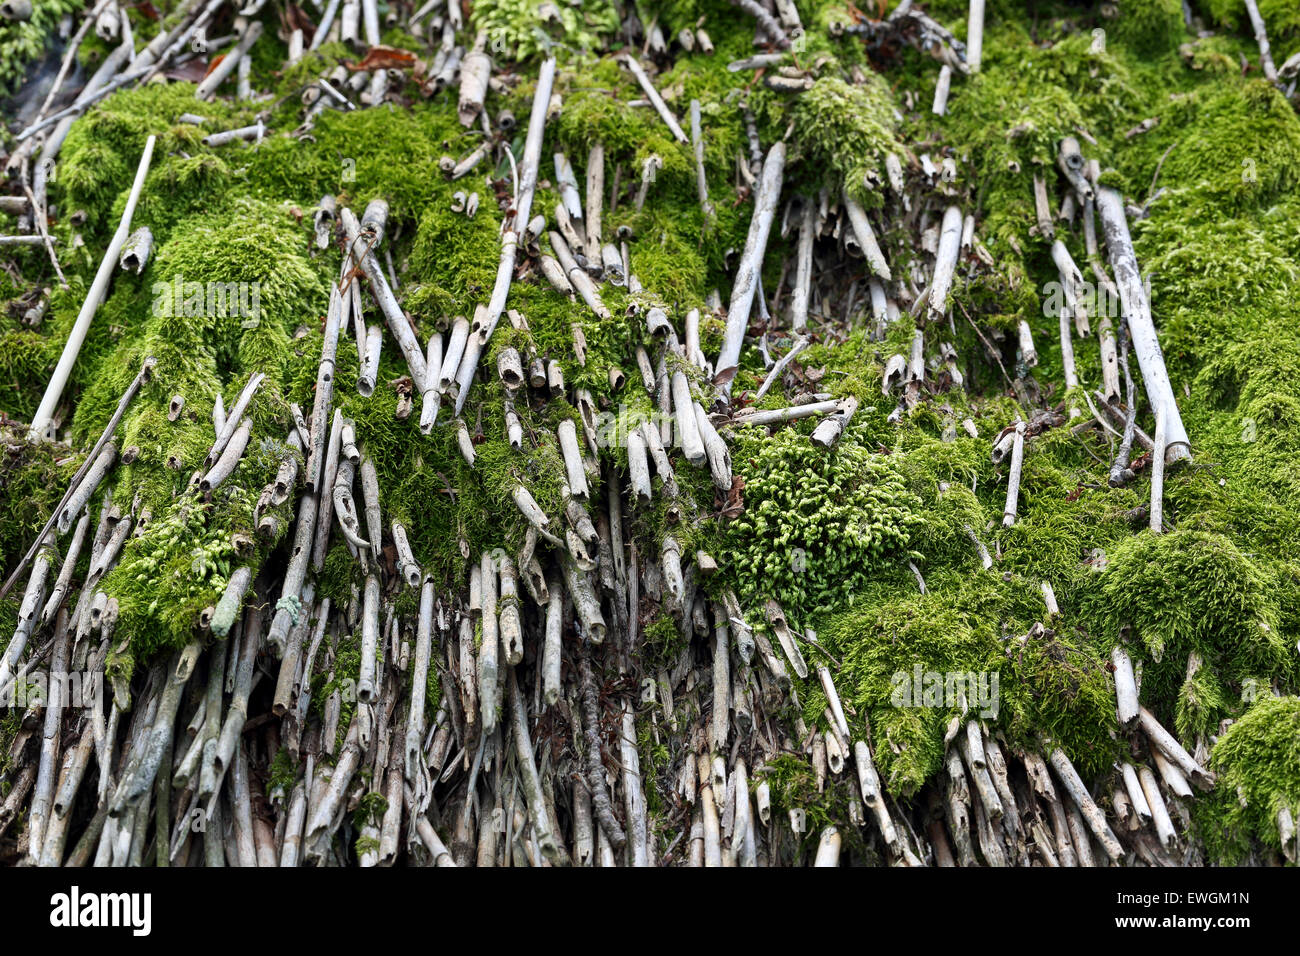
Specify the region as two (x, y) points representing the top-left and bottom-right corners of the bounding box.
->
(811, 396), (858, 448)
(557, 420), (589, 499)
(928, 205), (964, 326)
(627, 429), (652, 503)
(361, 0), (380, 47)
(966, 0), (984, 72)
(1002, 422), (1026, 527)
(730, 399), (839, 427)
(693, 402), (732, 491)
(1111, 646), (1139, 727)
(671, 372), (706, 465)
(710, 620), (730, 752)
(1150, 400), (1167, 533)
(1121, 762), (1153, 824)
(29, 135), (155, 440)
(932, 64), (952, 115)
(790, 198), (815, 333)
(358, 324), (382, 397)
(717, 142), (786, 386)
(842, 193), (892, 281)
(195, 22), (263, 100)
(452, 59), (557, 414)
(1245, 0), (1278, 83)
(1096, 187), (1190, 462)
(813, 826), (841, 866)
(1138, 763), (1177, 849)
(622, 55), (688, 143)
(420, 331), (443, 434)
(341, 208), (426, 394)
(1138, 705), (1213, 788)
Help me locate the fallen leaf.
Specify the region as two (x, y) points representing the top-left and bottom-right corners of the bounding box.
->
(352, 45), (420, 72)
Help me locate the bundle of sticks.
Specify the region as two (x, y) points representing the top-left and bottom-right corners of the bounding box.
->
(0, 0), (1237, 867)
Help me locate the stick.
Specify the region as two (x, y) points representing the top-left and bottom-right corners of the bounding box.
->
(717, 142), (786, 388)
(1150, 401), (1167, 533)
(576, 643), (627, 849)
(341, 208), (426, 394)
(621, 55), (688, 144)
(928, 205), (964, 326)
(842, 193), (892, 281)
(1111, 646), (1139, 727)
(450, 59), (556, 416)
(28, 136), (155, 440)
(1095, 186), (1190, 462)
(730, 0), (791, 49)
(1244, 0), (1279, 84)
(1138, 706), (1213, 788)
(196, 22), (264, 100)
(1046, 747), (1124, 862)
(1002, 421), (1026, 527)
(966, 0), (984, 71)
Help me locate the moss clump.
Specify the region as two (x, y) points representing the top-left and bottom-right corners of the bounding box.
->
(642, 612), (687, 670)
(352, 790), (388, 830)
(783, 74), (902, 207)
(1138, 80), (1300, 216)
(406, 201), (502, 319)
(1197, 695), (1300, 863)
(471, 0), (617, 60)
(1080, 529), (1293, 738)
(0, 429), (73, 577)
(723, 422), (923, 622)
(1110, 0), (1187, 56)
(102, 481), (269, 662)
(817, 570), (1117, 796)
(266, 747), (299, 797)
(758, 753), (860, 850)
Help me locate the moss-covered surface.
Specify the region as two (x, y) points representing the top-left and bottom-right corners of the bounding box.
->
(3, 0), (1300, 862)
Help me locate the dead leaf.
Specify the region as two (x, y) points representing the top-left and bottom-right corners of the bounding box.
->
(719, 475), (745, 520)
(352, 45), (420, 72)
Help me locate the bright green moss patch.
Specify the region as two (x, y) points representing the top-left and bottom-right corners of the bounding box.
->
(723, 422), (924, 622)
(1078, 529), (1293, 737)
(816, 569), (1117, 797)
(1138, 80), (1300, 215)
(471, 0), (617, 60)
(782, 74), (902, 206)
(1197, 695), (1300, 863)
(1111, 0), (1187, 56)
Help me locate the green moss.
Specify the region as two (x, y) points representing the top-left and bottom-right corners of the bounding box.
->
(406, 201), (502, 319)
(1111, 0), (1187, 57)
(0, 434), (74, 592)
(1140, 81), (1300, 216)
(267, 746), (299, 797)
(0, 0), (81, 96)
(642, 611), (687, 670)
(758, 753), (861, 852)
(723, 421), (924, 621)
(352, 790), (388, 830)
(817, 569), (1117, 797)
(782, 74), (902, 206)
(471, 0), (617, 61)
(0, 0), (1297, 846)
(1197, 695), (1300, 863)
(1078, 529), (1293, 734)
